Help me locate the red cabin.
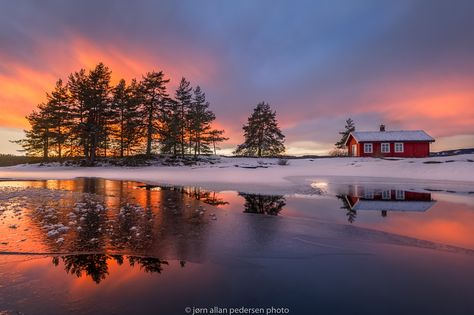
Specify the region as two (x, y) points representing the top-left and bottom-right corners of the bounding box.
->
(345, 125), (435, 158)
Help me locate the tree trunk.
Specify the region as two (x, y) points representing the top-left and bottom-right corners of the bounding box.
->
(57, 125), (62, 159)
(120, 118), (124, 157)
(197, 131), (201, 156)
(146, 109), (153, 156)
(43, 131), (49, 160)
(104, 133), (107, 158)
(120, 108), (124, 158)
(90, 133), (96, 162)
(180, 104), (185, 157)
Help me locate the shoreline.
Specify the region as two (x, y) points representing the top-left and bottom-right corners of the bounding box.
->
(0, 154), (473, 195)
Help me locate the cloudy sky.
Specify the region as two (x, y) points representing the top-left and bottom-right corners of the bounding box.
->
(1, 0), (473, 155)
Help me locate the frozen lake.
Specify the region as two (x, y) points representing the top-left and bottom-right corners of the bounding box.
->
(0, 178), (473, 314)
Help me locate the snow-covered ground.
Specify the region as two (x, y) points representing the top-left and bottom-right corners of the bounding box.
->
(0, 154), (473, 194)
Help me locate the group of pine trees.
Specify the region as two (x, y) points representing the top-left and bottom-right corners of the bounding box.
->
(13, 60), (300, 159)
(14, 63), (228, 161)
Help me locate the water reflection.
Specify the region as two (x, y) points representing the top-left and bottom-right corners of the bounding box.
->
(337, 185), (436, 223)
(51, 254), (172, 284)
(0, 178), (212, 256)
(336, 195), (357, 223)
(137, 185), (229, 206)
(1, 179), (474, 314)
(3, 178), (473, 257)
(238, 193), (286, 215)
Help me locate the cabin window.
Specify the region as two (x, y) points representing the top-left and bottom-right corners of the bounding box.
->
(395, 142), (404, 153)
(381, 143), (390, 153)
(395, 190), (405, 200)
(364, 191), (374, 199)
(364, 143), (373, 153)
(382, 190), (391, 200)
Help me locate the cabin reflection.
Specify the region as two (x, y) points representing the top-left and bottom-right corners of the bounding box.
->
(238, 193), (286, 215)
(338, 185), (436, 223)
(52, 254), (171, 284)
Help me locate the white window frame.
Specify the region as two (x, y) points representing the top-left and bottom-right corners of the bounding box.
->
(382, 190), (391, 200)
(395, 190), (405, 200)
(381, 143), (390, 153)
(364, 143), (373, 154)
(394, 142), (404, 153)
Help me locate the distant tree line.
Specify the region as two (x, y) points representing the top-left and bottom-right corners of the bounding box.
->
(13, 62), (228, 161)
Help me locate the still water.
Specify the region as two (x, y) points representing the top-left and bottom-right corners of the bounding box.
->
(0, 178), (473, 314)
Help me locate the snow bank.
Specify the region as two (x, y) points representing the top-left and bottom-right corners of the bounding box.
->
(0, 154), (473, 194)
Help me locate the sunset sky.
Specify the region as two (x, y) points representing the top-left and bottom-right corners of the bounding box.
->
(1, 0), (473, 155)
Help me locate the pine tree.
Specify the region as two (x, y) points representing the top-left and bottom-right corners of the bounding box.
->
(111, 79), (127, 157)
(188, 86), (216, 156)
(140, 71), (169, 156)
(67, 63), (112, 161)
(159, 98), (180, 156)
(110, 79), (143, 157)
(174, 77), (193, 157)
(234, 102), (285, 157)
(207, 129), (228, 155)
(122, 79), (144, 156)
(87, 63), (113, 160)
(335, 118), (355, 149)
(45, 79), (73, 158)
(13, 105), (51, 158)
(68, 68), (89, 158)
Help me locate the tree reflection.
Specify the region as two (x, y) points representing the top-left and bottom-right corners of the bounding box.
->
(51, 254), (173, 284)
(52, 254), (112, 284)
(238, 193), (286, 215)
(180, 187), (229, 206)
(336, 194), (357, 224)
(128, 256), (169, 273)
(141, 185), (229, 206)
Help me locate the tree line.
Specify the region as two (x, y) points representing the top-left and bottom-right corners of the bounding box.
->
(14, 61), (361, 160)
(14, 62), (292, 160)
(14, 62), (228, 161)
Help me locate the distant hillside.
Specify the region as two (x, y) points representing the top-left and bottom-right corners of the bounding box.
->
(432, 148), (474, 156)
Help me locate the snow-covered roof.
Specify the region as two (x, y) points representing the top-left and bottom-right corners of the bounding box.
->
(349, 200), (436, 212)
(346, 130), (434, 144)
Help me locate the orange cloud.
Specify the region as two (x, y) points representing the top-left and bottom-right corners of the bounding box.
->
(363, 76), (474, 136)
(0, 64), (57, 128)
(0, 35), (219, 130)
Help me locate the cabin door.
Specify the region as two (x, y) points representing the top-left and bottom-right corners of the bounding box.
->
(352, 144), (357, 156)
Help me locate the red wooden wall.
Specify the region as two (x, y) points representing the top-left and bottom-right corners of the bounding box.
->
(346, 135), (431, 158)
